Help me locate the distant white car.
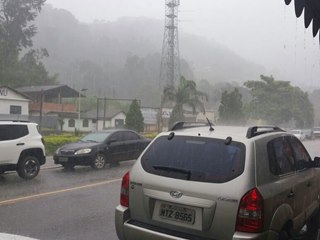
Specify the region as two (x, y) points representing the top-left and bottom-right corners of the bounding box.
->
(0, 121), (46, 179)
(313, 127), (320, 138)
(290, 129), (306, 140)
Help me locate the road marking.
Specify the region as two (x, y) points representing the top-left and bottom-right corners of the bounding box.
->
(0, 178), (121, 206)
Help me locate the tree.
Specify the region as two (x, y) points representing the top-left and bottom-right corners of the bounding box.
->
(244, 75), (314, 128)
(162, 76), (207, 128)
(0, 0), (56, 87)
(218, 88), (246, 125)
(310, 89), (320, 126)
(125, 99), (144, 133)
(17, 48), (57, 87)
(0, 0), (45, 50)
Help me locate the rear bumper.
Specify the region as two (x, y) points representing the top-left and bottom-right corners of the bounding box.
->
(232, 231), (278, 239)
(53, 154), (95, 166)
(115, 205), (279, 240)
(115, 205), (130, 240)
(115, 205), (200, 240)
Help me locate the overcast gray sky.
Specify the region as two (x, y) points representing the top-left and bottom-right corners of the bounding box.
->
(46, 0), (320, 89)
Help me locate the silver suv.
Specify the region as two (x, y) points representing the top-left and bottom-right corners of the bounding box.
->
(0, 121), (46, 179)
(115, 123), (320, 240)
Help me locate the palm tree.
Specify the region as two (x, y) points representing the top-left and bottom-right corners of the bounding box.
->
(162, 76), (207, 128)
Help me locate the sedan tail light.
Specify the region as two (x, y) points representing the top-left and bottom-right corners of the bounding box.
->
(120, 171), (130, 207)
(236, 188), (264, 233)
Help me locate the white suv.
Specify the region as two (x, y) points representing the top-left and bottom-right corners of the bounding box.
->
(0, 121), (46, 179)
(115, 123), (320, 240)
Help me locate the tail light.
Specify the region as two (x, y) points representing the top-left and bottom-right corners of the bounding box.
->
(236, 188), (264, 233)
(120, 171), (130, 207)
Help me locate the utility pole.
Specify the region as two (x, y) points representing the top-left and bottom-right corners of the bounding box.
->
(160, 0), (181, 89)
(95, 98), (141, 130)
(159, 0), (181, 131)
(78, 88), (87, 133)
(39, 89), (44, 133)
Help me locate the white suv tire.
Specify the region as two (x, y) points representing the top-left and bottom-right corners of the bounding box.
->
(17, 155), (40, 180)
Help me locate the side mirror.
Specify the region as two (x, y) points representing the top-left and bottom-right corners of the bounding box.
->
(312, 157), (320, 168)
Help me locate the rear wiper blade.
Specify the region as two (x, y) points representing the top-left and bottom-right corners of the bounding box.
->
(152, 165), (191, 179)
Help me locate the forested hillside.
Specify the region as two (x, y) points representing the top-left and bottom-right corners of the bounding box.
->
(33, 4), (264, 107)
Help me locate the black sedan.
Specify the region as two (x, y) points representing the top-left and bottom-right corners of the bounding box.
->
(53, 129), (151, 170)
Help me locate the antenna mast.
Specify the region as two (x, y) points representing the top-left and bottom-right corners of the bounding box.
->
(160, 0), (181, 89)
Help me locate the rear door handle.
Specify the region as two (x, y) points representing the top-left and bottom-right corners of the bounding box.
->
(16, 143), (25, 146)
(287, 191), (295, 198)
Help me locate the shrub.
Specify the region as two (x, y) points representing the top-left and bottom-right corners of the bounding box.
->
(44, 134), (81, 156)
(143, 132), (158, 140)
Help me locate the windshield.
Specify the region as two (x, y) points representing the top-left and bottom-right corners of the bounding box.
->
(141, 136), (246, 183)
(81, 132), (112, 143)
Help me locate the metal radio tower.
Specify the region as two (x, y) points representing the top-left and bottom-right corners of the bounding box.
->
(160, 0), (181, 88)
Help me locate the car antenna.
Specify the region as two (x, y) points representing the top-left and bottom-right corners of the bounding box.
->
(167, 131), (175, 140)
(206, 117), (214, 131)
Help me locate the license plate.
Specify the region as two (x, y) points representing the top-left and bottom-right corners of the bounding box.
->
(159, 203), (195, 224)
(59, 157), (68, 162)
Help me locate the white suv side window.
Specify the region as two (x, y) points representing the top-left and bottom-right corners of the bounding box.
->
(0, 125), (29, 141)
(268, 137), (295, 175)
(289, 137), (311, 170)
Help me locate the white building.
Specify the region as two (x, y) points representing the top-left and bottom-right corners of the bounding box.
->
(59, 110), (126, 132)
(0, 86), (31, 120)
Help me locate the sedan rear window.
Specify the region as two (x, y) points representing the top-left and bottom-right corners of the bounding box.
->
(141, 135), (245, 183)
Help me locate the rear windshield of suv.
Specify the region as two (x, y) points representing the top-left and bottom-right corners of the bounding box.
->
(141, 135), (245, 183)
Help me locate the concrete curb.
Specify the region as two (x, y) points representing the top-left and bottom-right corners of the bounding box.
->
(41, 156), (61, 170)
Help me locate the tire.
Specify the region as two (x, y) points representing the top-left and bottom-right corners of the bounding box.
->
(62, 163), (75, 171)
(278, 225), (295, 240)
(17, 156), (40, 180)
(278, 230), (290, 240)
(91, 153), (106, 169)
(306, 211), (320, 240)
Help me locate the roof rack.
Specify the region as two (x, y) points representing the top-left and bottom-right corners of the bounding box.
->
(246, 125), (285, 138)
(170, 121), (214, 131)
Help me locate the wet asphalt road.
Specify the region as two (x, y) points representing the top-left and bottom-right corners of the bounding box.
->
(0, 160), (135, 240)
(0, 140), (319, 240)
